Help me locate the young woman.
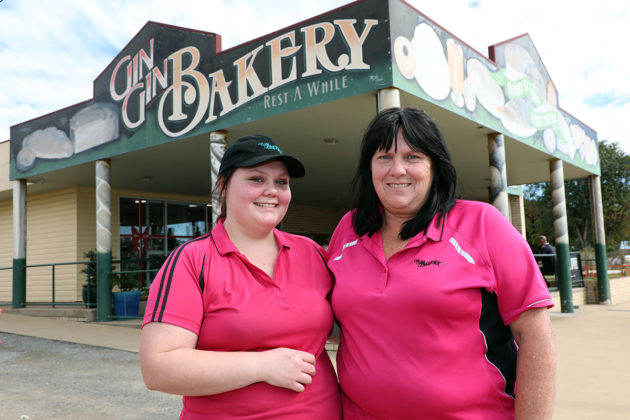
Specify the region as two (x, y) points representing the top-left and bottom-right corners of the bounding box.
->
(140, 134), (341, 419)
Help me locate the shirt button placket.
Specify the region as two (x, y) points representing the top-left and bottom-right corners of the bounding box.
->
(375, 265), (387, 293)
(274, 286), (289, 310)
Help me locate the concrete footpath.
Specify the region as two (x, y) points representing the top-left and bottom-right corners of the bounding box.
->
(1, 302), (629, 419)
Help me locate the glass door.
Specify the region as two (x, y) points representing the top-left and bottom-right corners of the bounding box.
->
(119, 199), (166, 288)
(119, 198), (208, 287)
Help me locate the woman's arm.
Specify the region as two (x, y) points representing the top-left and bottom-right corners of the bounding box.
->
(509, 307), (556, 420)
(139, 322), (317, 396)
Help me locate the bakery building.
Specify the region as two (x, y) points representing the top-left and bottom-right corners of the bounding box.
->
(0, 0), (610, 320)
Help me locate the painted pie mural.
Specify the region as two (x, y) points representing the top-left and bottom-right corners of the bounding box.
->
(394, 21), (599, 169)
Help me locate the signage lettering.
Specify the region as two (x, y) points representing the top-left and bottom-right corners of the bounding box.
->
(108, 18), (378, 137)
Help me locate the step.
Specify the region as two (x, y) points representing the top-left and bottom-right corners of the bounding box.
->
(2, 306), (97, 322)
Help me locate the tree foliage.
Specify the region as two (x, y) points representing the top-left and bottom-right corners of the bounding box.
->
(523, 141), (630, 256)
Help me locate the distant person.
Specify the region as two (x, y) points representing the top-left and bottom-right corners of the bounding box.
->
(139, 135), (341, 419)
(537, 235), (556, 276)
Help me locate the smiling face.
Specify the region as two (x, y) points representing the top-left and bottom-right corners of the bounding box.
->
(223, 160), (291, 234)
(371, 130), (434, 223)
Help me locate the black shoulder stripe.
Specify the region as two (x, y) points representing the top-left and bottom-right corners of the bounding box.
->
(150, 248), (177, 323)
(311, 243), (335, 287)
(152, 233), (212, 323)
(209, 233), (220, 253)
(313, 244), (327, 266)
(198, 254), (206, 292)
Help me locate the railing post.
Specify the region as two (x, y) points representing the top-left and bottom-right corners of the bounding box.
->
(52, 264), (56, 308)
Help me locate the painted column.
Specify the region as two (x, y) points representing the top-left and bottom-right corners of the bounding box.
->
(550, 158), (573, 313)
(487, 133), (509, 218)
(96, 159), (112, 321)
(12, 179), (27, 308)
(377, 88), (400, 110)
(210, 130), (227, 226)
(589, 175), (610, 304)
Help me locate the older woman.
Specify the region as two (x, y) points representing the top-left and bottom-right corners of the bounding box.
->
(327, 108), (555, 419)
(140, 134), (341, 419)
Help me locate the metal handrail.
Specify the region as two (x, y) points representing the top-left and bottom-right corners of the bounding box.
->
(20, 261), (92, 308)
(3, 257), (165, 309)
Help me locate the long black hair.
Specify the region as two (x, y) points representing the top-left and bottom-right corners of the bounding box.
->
(351, 107), (457, 239)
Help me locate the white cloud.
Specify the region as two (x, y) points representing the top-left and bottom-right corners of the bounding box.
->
(1, 0), (628, 155)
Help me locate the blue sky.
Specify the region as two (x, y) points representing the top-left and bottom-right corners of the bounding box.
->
(1, 0), (628, 154)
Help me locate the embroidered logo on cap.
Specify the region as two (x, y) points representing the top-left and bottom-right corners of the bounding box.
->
(258, 142), (282, 153)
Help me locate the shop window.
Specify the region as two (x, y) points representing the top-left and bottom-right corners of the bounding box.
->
(119, 197), (208, 287)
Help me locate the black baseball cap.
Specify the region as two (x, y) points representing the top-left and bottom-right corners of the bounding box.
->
(218, 134), (305, 178)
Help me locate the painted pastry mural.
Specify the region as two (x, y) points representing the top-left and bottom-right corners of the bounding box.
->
(393, 19), (599, 171)
(15, 102), (120, 172)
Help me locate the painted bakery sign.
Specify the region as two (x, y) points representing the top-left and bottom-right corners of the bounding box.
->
(11, 13), (384, 176)
(392, 15), (599, 171)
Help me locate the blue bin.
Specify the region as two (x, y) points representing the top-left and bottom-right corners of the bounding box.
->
(113, 290), (141, 317)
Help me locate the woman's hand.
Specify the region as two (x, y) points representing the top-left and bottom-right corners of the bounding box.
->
(257, 347), (316, 392)
(140, 322), (318, 396)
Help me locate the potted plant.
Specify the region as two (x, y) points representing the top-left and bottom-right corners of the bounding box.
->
(80, 250), (97, 308)
(110, 266), (142, 317)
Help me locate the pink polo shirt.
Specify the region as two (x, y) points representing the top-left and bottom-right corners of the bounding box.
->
(143, 220), (341, 419)
(327, 200), (552, 420)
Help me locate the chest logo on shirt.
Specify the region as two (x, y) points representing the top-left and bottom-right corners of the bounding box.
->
(414, 259), (441, 268)
(449, 237), (475, 264)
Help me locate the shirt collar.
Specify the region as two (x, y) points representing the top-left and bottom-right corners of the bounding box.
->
(211, 218), (291, 256)
(424, 211), (447, 242)
(211, 219), (238, 256)
(357, 211), (447, 259)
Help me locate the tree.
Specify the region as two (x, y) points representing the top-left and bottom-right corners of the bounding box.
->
(598, 141), (630, 250)
(523, 141), (630, 256)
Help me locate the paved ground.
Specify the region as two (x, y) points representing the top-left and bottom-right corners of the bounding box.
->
(551, 302), (630, 420)
(1, 301), (629, 419)
(0, 332), (181, 419)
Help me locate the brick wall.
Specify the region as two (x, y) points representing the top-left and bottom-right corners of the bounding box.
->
(549, 287), (587, 312)
(584, 276), (630, 304)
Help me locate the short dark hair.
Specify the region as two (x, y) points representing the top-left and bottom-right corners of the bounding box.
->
(351, 107), (457, 239)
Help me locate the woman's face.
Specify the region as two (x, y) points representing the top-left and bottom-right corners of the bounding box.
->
(223, 160), (291, 233)
(371, 130), (433, 222)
